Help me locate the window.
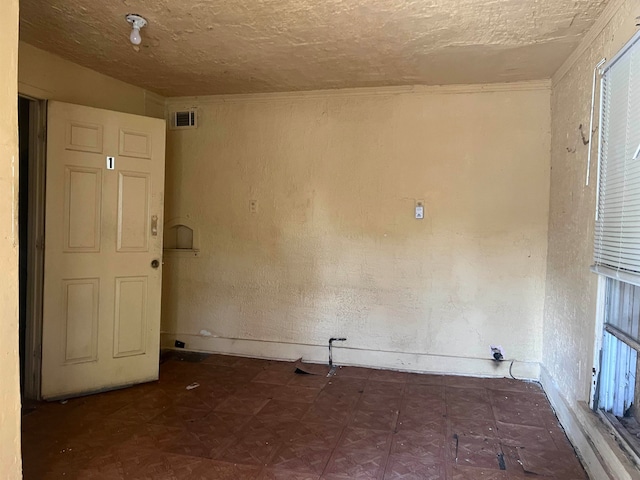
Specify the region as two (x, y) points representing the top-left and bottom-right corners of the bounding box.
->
(596, 278), (638, 417)
(593, 31), (640, 456)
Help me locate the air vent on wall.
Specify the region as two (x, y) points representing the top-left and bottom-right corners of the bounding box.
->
(169, 109), (197, 130)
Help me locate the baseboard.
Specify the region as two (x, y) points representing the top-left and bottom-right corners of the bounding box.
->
(539, 366), (639, 480)
(160, 333), (540, 380)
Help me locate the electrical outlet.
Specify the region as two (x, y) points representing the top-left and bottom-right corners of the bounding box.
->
(490, 345), (504, 361)
(250, 199), (258, 214)
(415, 201), (424, 219)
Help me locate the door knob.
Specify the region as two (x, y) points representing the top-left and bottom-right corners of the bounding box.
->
(151, 259), (160, 269)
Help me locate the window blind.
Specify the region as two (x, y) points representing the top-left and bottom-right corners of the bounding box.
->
(593, 32), (640, 285)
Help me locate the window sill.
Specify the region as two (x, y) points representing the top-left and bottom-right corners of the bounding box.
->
(574, 401), (640, 478)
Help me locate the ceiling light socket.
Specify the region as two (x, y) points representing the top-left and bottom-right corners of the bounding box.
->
(126, 14), (147, 45)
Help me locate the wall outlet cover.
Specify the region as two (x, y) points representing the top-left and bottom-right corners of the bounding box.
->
(490, 345), (504, 360)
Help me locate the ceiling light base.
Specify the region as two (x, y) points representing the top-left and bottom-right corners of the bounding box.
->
(126, 14), (147, 30)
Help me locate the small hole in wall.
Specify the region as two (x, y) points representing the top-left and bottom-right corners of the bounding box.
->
(164, 224), (194, 250)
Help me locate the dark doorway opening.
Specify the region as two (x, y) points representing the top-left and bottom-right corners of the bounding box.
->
(18, 96), (31, 397)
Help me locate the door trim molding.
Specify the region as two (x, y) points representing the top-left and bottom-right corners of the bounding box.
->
(21, 95), (47, 400)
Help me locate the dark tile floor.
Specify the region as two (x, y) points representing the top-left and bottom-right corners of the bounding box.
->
(22, 354), (588, 479)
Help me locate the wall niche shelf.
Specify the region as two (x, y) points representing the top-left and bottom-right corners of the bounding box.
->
(163, 219), (200, 257)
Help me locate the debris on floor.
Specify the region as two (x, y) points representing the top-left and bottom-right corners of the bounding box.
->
(293, 357), (331, 376)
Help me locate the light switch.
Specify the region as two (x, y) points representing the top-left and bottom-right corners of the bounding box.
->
(415, 201), (424, 219)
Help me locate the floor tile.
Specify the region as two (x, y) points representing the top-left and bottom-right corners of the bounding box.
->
(445, 375), (493, 389)
(405, 383), (445, 398)
(217, 434), (281, 465)
(148, 405), (211, 428)
(351, 408), (398, 430)
(323, 447), (388, 479)
(241, 416), (299, 442)
(214, 394), (271, 415)
(383, 454), (444, 480)
(516, 446), (587, 478)
(288, 373), (330, 388)
(269, 443), (333, 474)
(358, 393), (402, 412)
(323, 377), (367, 396)
(450, 465), (509, 479)
(201, 354), (241, 367)
(447, 400), (494, 419)
(257, 399), (311, 422)
(450, 434), (503, 470)
(447, 416), (497, 438)
(365, 380), (406, 397)
(259, 467), (321, 480)
(400, 395), (445, 418)
(390, 430), (444, 462)
(286, 421), (344, 448)
(396, 415), (446, 435)
(253, 369), (296, 386)
(333, 366), (373, 379)
(270, 385), (323, 403)
(368, 370), (409, 384)
(21, 356), (587, 480)
(167, 454), (262, 479)
(303, 401), (354, 425)
(495, 421), (556, 449)
(337, 426), (392, 453)
(407, 373), (445, 385)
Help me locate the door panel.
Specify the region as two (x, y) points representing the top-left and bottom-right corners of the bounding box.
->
(64, 166), (102, 252)
(119, 129), (152, 159)
(66, 121), (103, 153)
(42, 101), (165, 399)
(117, 172), (150, 252)
(62, 278), (99, 364)
(114, 276), (148, 358)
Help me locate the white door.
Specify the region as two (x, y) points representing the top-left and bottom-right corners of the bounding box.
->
(41, 101), (166, 399)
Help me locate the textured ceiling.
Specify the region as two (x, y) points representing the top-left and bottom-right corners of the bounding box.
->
(19, 0), (609, 97)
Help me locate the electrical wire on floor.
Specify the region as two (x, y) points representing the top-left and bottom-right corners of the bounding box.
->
(509, 359), (517, 380)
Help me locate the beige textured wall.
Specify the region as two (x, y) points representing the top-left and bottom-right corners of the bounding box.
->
(1, 0), (22, 477)
(543, 0), (640, 405)
(18, 42), (164, 118)
(163, 84), (551, 376)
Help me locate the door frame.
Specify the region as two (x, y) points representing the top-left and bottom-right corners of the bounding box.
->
(19, 94), (47, 400)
